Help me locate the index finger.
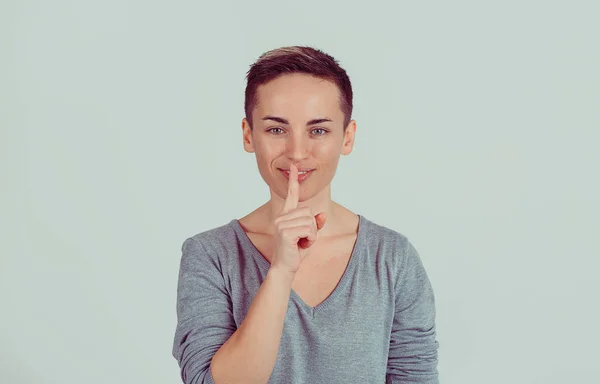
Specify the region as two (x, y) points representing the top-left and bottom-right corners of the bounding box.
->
(281, 163), (299, 214)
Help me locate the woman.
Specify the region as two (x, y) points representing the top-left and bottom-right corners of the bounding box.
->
(172, 46), (439, 383)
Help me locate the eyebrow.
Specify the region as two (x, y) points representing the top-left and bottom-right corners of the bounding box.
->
(261, 115), (333, 125)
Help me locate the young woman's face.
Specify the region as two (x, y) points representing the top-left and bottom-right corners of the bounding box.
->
(242, 73), (355, 201)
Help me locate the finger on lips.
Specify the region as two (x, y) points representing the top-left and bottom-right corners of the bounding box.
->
(282, 163), (299, 214)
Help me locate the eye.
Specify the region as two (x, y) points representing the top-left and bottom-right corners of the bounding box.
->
(266, 127), (330, 136)
(267, 127), (285, 135)
(312, 128), (329, 136)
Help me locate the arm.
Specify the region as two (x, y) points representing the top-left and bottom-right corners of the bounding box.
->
(172, 237), (294, 384)
(172, 237), (233, 384)
(386, 240), (439, 384)
(210, 266), (294, 384)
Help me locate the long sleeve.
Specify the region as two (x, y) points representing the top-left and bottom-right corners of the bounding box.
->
(386, 239), (439, 384)
(172, 237), (236, 384)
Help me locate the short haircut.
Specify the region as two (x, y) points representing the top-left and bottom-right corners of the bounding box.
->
(244, 46), (353, 131)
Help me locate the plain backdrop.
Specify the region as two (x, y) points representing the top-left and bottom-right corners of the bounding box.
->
(2, 1), (599, 383)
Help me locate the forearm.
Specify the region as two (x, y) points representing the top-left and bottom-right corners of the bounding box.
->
(210, 267), (294, 384)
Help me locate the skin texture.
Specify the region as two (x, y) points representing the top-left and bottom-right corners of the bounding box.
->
(242, 73), (357, 238)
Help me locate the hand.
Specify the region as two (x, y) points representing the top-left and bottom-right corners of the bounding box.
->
(270, 163), (327, 275)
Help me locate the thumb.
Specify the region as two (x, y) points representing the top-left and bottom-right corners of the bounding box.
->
(315, 212), (327, 231)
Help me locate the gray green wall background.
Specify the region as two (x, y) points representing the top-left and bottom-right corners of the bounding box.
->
(2, 0), (598, 383)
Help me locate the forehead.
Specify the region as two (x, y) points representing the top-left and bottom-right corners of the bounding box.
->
(254, 73), (342, 119)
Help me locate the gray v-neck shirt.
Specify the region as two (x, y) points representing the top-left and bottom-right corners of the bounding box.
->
(172, 214), (439, 383)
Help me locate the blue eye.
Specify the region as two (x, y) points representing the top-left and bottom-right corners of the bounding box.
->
(267, 127), (285, 135)
(267, 128), (329, 136)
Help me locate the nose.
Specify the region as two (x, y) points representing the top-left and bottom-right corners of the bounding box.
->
(285, 133), (310, 162)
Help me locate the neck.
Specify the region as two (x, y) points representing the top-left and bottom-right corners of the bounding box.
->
(262, 187), (341, 237)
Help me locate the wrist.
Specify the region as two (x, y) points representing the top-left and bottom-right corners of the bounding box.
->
(267, 266), (296, 285)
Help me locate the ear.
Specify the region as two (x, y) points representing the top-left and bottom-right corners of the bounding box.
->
(341, 120), (357, 156)
(242, 118), (255, 153)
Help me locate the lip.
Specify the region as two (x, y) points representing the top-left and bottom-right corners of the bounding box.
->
(278, 168), (315, 172)
(279, 169), (315, 182)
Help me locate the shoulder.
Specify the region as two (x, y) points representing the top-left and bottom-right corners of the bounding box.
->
(179, 220), (242, 270)
(360, 215), (412, 252)
(184, 220), (236, 249)
(360, 217), (433, 299)
(359, 215), (421, 270)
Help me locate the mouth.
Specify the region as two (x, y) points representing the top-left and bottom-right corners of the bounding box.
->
(278, 168), (315, 182)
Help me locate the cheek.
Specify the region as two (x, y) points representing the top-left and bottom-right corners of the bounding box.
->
(255, 137), (284, 154)
(313, 144), (339, 160)
(254, 141), (277, 158)
(256, 151), (281, 173)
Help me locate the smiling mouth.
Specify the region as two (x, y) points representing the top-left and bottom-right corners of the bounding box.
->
(278, 169), (315, 181)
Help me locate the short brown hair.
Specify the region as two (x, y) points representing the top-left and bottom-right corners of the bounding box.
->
(244, 46), (353, 131)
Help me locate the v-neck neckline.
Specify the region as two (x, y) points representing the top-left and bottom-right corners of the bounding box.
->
(230, 214), (366, 316)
